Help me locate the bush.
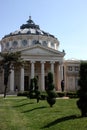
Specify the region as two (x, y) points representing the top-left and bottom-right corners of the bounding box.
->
(47, 97), (56, 107)
(66, 92), (78, 98)
(46, 72), (56, 107)
(17, 91), (29, 96)
(56, 91), (78, 98)
(77, 62), (87, 117)
(57, 92), (65, 97)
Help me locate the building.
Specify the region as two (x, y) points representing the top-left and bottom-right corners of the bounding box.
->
(64, 59), (80, 91)
(0, 16), (80, 93)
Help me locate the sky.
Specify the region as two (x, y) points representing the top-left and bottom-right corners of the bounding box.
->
(0, 0), (87, 60)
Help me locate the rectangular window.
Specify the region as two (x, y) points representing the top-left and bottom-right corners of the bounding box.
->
(75, 66), (79, 71)
(68, 66), (73, 71)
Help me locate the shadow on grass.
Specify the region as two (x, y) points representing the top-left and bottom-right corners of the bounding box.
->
(22, 106), (47, 113)
(16, 98), (27, 102)
(42, 115), (81, 129)
(13, 102), (34, 107)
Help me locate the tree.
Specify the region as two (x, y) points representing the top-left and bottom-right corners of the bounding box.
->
(46, 72), (56, 107)
(29, 76), (40, 103)
(77, 62), (87, 117)
(34, 76), (40, 103)
(29, 78), (35, 99)
(0, 52), (23, 98)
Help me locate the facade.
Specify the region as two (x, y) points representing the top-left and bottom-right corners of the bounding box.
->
(0, 16), (80, 93)
(64, 60), (80, 91)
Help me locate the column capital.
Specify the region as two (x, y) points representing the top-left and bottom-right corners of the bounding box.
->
(30, 60), (35, 64)
(41, 61), (46, 64)
(50, 61), (55, 64)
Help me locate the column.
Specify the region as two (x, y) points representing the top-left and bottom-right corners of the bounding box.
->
(30, 61), (35, 79)
(58, 61), (64, 91)
(41, 61), (45, 91)
(50, 61), (55, 83)
(10, 69), (14, 91)
(50, 61), (55, 75)
(60, 64), (63, 81)
(58, 64), (61, 91)
(20, 67), (24, 91)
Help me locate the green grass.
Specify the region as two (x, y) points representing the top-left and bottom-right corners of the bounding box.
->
(0, 96), (87, 130)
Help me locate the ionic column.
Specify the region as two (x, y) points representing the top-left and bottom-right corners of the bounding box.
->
(50, 61), (55, 83)
(60, 64), (63, 81)
(31, 61), (35, 79)
(58, 61), (63, 91)
(58, 64), (61, 91)
(10, 69), (14, 91)
(20, 67), (24, 91)
(50, 61), (55, 75)
(41, 61), (45, 91)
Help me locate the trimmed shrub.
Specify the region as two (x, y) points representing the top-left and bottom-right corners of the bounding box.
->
(77, 62), (87, 117)
(46, 72), (56, 107)
(17, 91), (29, 96)
(66, 92), (78, 98)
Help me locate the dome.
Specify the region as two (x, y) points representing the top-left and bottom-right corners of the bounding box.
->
(3, 16), (56, 38)
(0, 16), (59, 52)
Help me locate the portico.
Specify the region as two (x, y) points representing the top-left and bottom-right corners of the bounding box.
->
(9, 59), (64, 92)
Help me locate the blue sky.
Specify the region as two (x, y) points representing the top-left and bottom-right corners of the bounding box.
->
(0, 0), (87, 60)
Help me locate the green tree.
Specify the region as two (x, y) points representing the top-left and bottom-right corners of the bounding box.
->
(29, 77), (40, 103)
(34, 76), (40, 103)
(0, 52), (23, 98)
(77, 62), (87, 117)
(29, 78), (35, 99)
(46, 72), (56, 107)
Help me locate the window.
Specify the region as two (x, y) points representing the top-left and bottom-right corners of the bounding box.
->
(6, 42), (9, 48)
(75, 66), (79, 71)
(51, 42), (54, 47)
(43, 41), (48, 46)
(22, 40), (28, 46)
(68, 66), (73, 71)
(32, 40), (36, 45)
(12, 41), (18, 48)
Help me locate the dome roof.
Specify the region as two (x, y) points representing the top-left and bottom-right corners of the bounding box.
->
(3, 16), (55, 39)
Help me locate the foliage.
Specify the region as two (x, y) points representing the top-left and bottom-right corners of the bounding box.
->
(29, 76), (41, 102)
(0, 52), (23, 98)
(17, 91), (29, 96)
(77, 62), (87, 117)
(46, 72), (56, 107)
(29, 78), (35, 99)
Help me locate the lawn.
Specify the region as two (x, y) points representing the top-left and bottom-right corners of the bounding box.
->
(0, 96), (87, 130)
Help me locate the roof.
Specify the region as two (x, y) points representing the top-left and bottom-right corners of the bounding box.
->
(3, 16), (56, 39)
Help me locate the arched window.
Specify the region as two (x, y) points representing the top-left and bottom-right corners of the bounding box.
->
(12, 41), (18, 48)
(42, 41), (48, 46)
(32, 40), (37, 45)
(51, 42), (54, 47)
(6, 42), (9, 48)
(22, 40), (28, 46)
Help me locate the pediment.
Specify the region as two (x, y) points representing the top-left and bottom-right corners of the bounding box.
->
(20, 44), (64, 57)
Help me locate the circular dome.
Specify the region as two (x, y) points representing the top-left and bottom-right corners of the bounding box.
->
(0, 16), (59, 52)
(4, 16), (56, 38)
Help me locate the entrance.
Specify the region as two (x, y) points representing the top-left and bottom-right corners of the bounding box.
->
(24, 76), (29, 91)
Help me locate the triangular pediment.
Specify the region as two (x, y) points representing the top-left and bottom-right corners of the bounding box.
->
(19, 44), (64, 57)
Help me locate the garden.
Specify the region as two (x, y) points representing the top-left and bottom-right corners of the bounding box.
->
(0, 96), (87, 130)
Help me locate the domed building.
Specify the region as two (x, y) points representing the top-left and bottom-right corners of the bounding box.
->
(0, 16), (65, 93)
(0, 16), (80, 94)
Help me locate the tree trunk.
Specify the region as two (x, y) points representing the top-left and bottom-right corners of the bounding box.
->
(4, 85), (7, 98)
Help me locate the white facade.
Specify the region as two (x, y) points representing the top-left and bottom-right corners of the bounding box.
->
(64, 60), (80, 92)
(0, 16), (65, 93)
(0, 16), (80, 93)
